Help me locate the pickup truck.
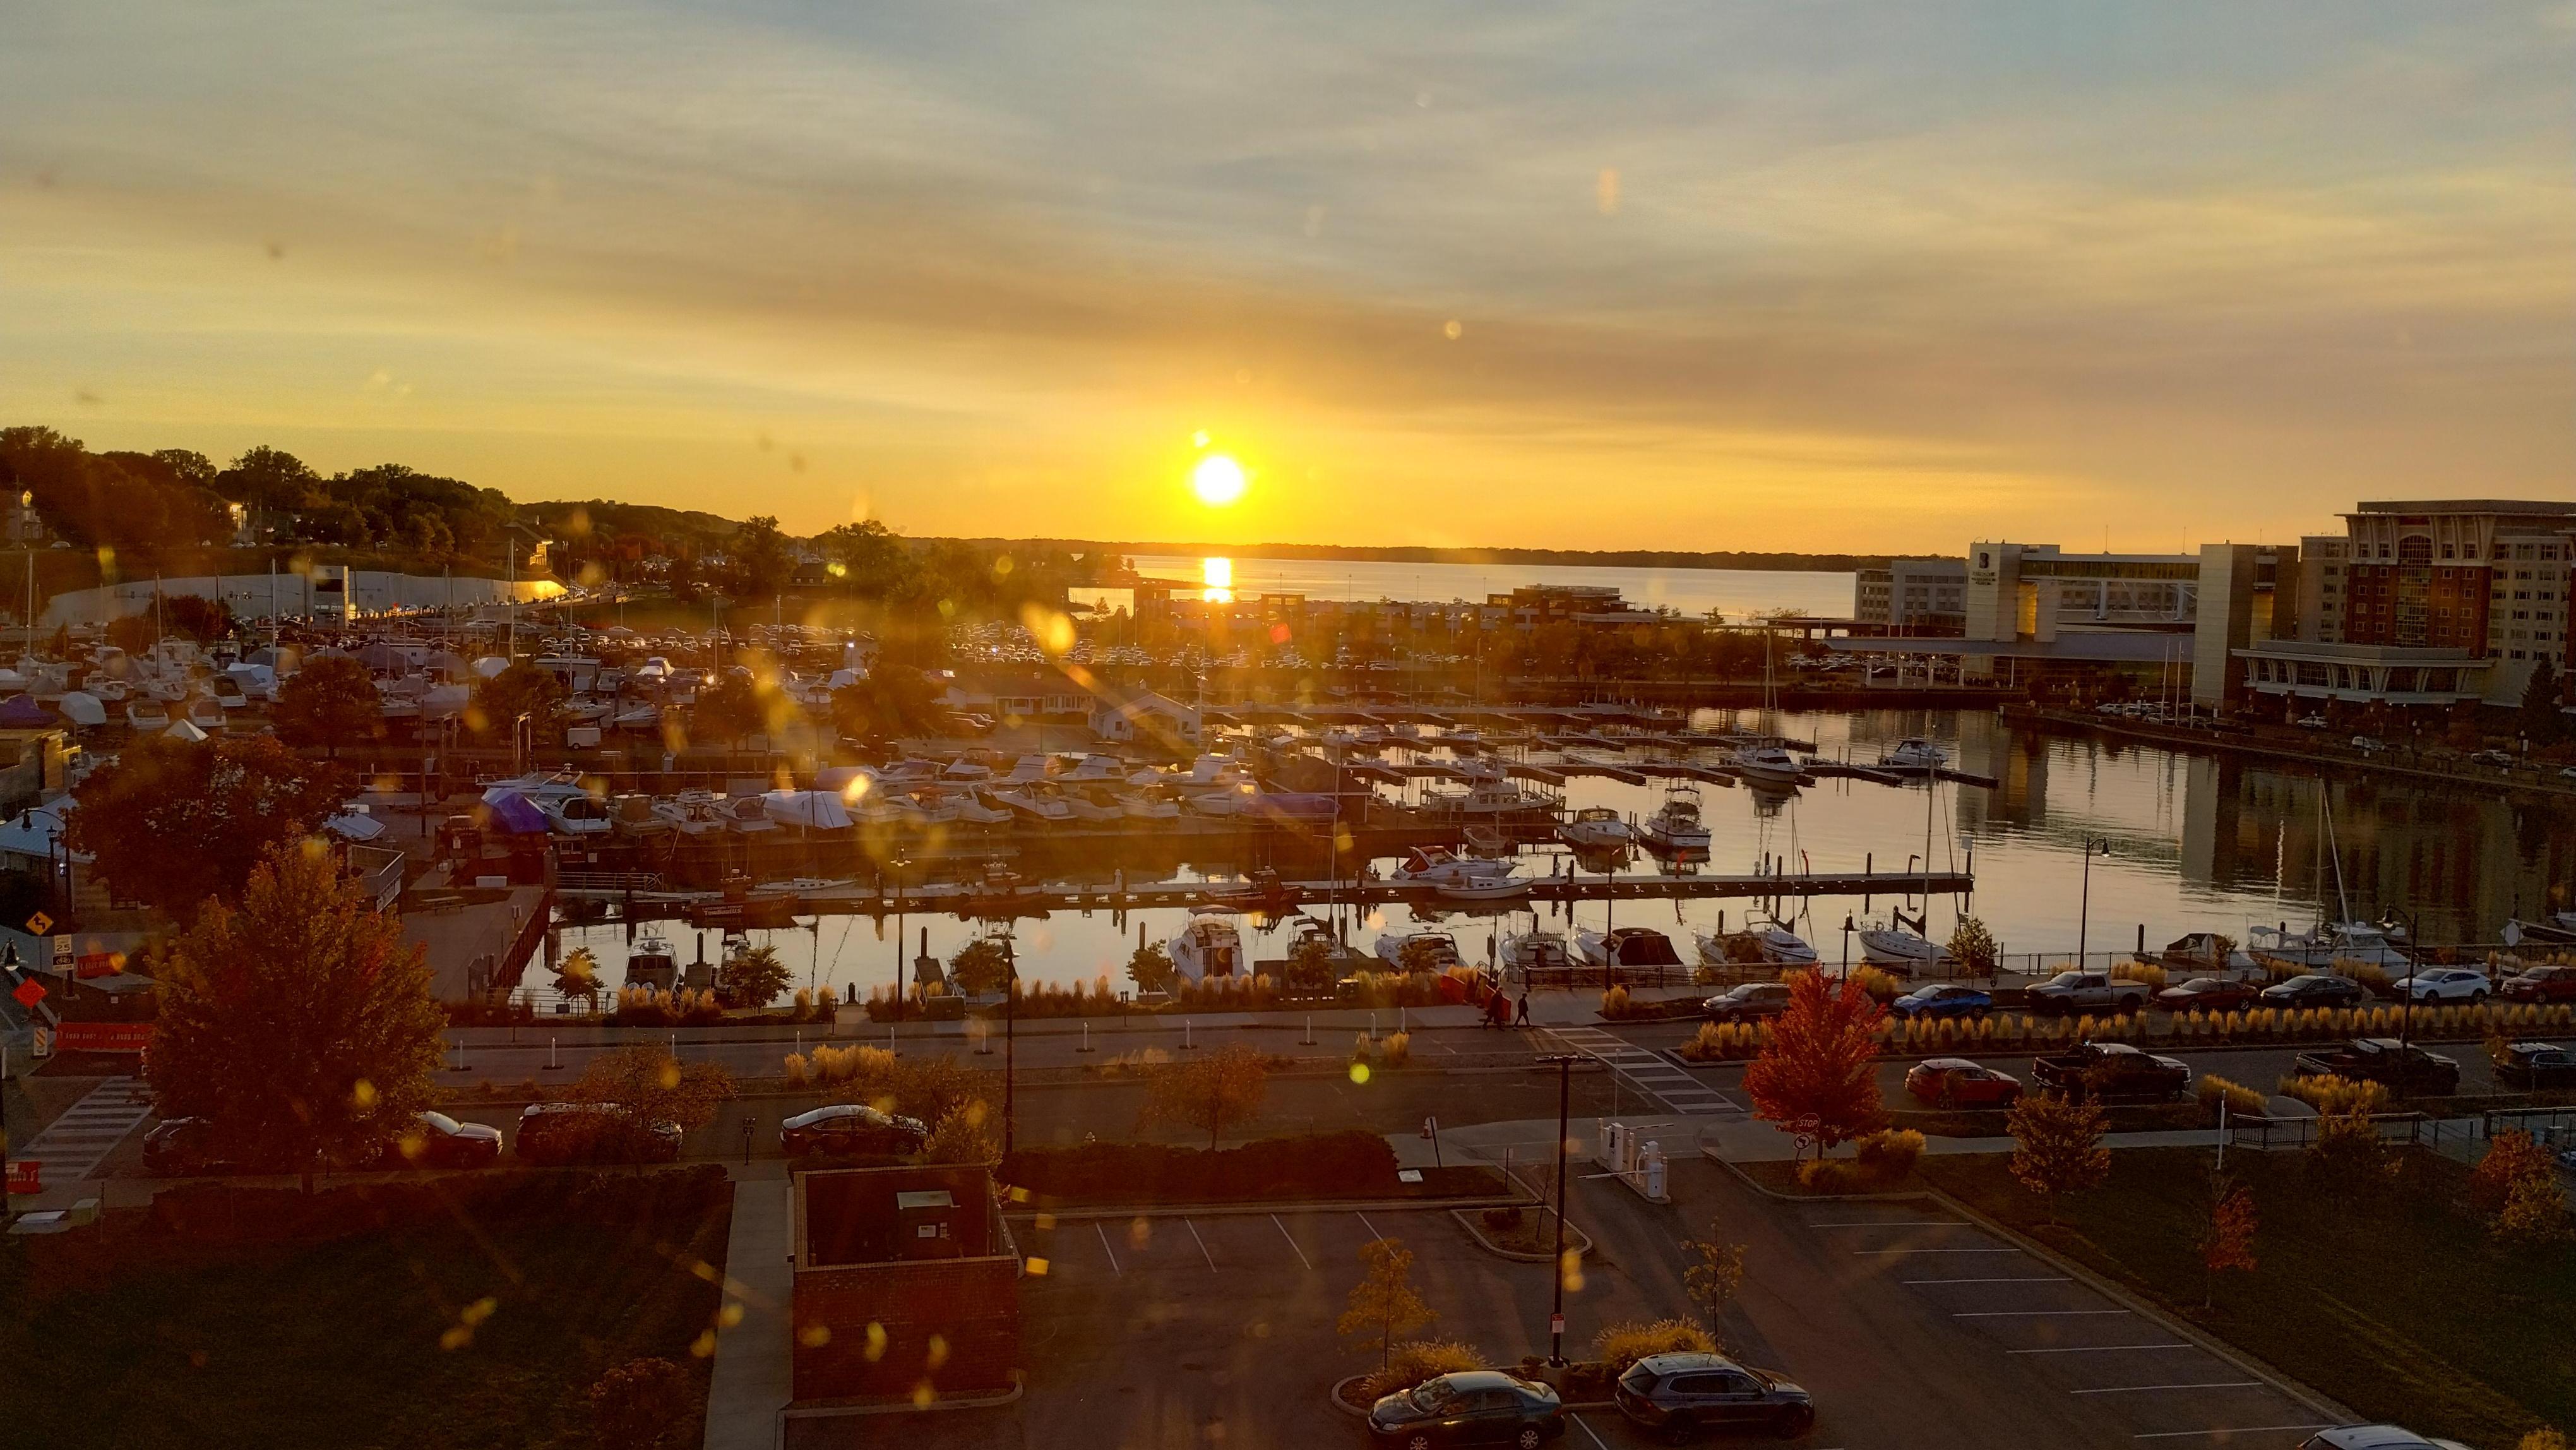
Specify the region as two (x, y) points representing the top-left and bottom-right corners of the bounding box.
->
(2024, 971), (2152, 1016)
(2029, 1041), (2191, 1103)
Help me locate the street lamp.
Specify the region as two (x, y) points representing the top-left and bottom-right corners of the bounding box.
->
(1003, 932), (1018, 1158)
(2380, 905), (2421, 1055)
(1840, 913), (1855, 986)
(1534, 1053), (1581, 1367)
(2075, 836), (2111, 969)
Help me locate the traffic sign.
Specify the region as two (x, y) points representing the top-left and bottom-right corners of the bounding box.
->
(24, 911), (51, 936)
(9, 976), (43, 1010)
(1549, 1314), (1565, 1335)
(5, 1160), (38, 1196)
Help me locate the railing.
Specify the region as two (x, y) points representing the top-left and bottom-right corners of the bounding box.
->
(558, 871), (665, 892)
(2225, 1110), (2493, 1153)
(2484, 1104), (2576, 1148)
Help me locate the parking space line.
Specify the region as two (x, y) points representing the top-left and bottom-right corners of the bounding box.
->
(1356, 1211), (1387, 1243)
(2073, 1381), (2261, 1396)
(2007, 1343), (2191, 1355)
(1857, 1247), (2022, 1255)
(1272, 1214), (1313, 1272)
(1810, 1221), (1969, 1229)
(1095, 1222), (1121, 1276)
(1185, 1217), (1217, 1271)
(1570, 1412), (1613, 1449)
(2133, 1427), (2335, 1441)
(1954, 1309), (2130, 1318)
(1903, 1276), (2070, 1286)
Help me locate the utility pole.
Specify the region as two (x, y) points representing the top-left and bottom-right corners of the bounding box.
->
(2076, 836), (2111, 969)
(1003, 933), (1018, 1157)
(2383, 905), (2420, 1056)
(1536, 1052), (1580, 1366)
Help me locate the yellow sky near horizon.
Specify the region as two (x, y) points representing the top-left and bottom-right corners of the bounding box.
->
(4, 2), (2571, 552)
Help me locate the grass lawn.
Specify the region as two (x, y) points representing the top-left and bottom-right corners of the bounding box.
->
(1919, 1147), (2574, 1447)
(0, 1169), (733, 1450)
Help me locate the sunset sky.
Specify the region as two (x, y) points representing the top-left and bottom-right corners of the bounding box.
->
(4, 2), (2570, 552)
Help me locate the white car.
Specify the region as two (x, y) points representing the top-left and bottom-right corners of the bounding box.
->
(2389, 968), (2491, 1003)
(2294, 714), (2330, 729)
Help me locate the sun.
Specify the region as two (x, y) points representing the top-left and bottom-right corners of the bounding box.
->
(1190, 453), (1248, 506)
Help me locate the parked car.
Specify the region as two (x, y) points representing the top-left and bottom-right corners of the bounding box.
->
(378, 1110), (504, 1169)
(2030, 1041), (2190, 1103)
(2490, 1041), (2576, 1091)
(141, 1117), (263, 1177)
(2298, 1427), (2475, 1450)
(2024, 970), (2151, 1016)
(1905, 1058), (2023, 1109)
(2259, 973), (2366, 1010)
(1367, 1370), (1565, 1450)
(515, 1103), (684, 1165)
(2388, 968), (2491, 1003)
(2291, 1038), (2460, 1096)
(780, 1103), (930, 1161)
(2350, 735), (2387, 753)
(2154, 976), (2260, 1013)
(2468, 749), (2513, 769)
(2499, 964), (2576, 1004)
(1702, 982), (1795, 1023)
(2294, 714), (2329, 729)
(1887, 985), (1995, 1021)
(1613, 1351), (1814, 1442)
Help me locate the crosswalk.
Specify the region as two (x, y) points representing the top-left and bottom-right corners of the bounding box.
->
(12, 1077), (155, 1183)
(1541, 1025), (1740, 1116)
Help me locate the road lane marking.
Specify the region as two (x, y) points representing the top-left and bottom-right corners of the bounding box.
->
(1857, 1247), (2022, 1255)
(1272, 1214), (1313, 1272)
(2133, 1427), (2335, 1441)
(2072, 1381), (2263, 1394)
(1903, 1276), (2071, 1286)
(1953, 1309), (2132, 1317)
(2007, 1343), (2191, 1355)
(1185, 1217), (1217, 1271)
(1095, 1223), (1121, 1275)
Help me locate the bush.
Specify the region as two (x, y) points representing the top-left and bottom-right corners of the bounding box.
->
(1601, 985), (1631, 1017)
(2195, 1074), (2269, 1118)
(2279, 1074), (2390, 1116)
(2471, 1130), (2556, 1214)
(1593, 1319), (1716, 1375)
(588, 1357), (691, 1450)
(999, 1130), (1401, 1203)
(1384, 1031), (1412, 1066)
(2110, 961), (2168, 990)
(1481, 1206), (1524, 1233)
(1853, 1127), (1925, 1178)
(1357, 1339), (1486, 1401)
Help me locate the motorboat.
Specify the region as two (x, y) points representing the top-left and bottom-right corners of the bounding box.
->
(540, 793), (614, 836)
(1373, 928), (1462, 972)
(562, 694), (613, 724)
(991, 781), (1078, 824)
(1462, 825), (1512, 858)
(1060, 753), (1128, 783)
(1389, 847), (1527, 901)
(761, 790), (856, 832)
(1500, 930), (1576, 975)
(1576, 926), (1686, 969)
(945, 787), (1014, 826)
(721, 796), (779, 834)
(2245, 920), (2411, 971)
(1876, 737), (1950, 771)
(1557, 806), (1631, 851)
(184, 696), (227, 732)
(1119, 786), (1184, 822)
(1636, 784), (1713, 851)
(1857, 921), (1945, 974)
(610, 794), (675, 839)
(1731, 742), (1804, 786)
(1185, 781), (1257, 817)
(1695, 914), (1818, 968)
(890, 789), (963, 828)
(611, 704), (662, 731)
(208, 674), (249, 710)
(623, 934), (679, 990)
(1065, 785), (1127, 823)
(1423, 763), (1540, 817)
(1168, 910), (1245, 982)
(56, 691), (106, 728)
(2503, 913), (2576, 948)
(124, 698), (172, 731)
(653, 792), (729, 836)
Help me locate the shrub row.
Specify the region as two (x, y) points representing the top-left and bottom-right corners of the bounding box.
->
(1677, 1000), (2576, 1063)
(1797, 1129), (1926, 1192)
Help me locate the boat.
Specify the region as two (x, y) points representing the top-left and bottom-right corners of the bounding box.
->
(2245, 920), (2411, 971)
(208, 675), (249, 710)
(540, 794), (614, 836)
(1576, 926), (1686, 969)
(1694, 914), (1819, 968)
(653, 791), (729, 836)
(1876, 737), (1950, 771)
(1119, 785), (1184, 822)
(1500, 930), (1576, 975)
(124, 698), (172, 731)
(1857, 921), (1945, 974)
(761, 790), (856, 832)
(623, 934), (679, 990)
(1636, 784), (1713, 851)
(1462, 824), (1512, 858)
(943, 787), (1013, 826)
(1556, 806), (1631, 851)
(1373, 928), (1461, 972)
(611, 704), (662, 731)
(184, 696), (227, 732)
(721, 796), (779, 834)
(610, 794), (675, 839)
(1169, 910), (1245, 981)
(56, 691), (106, 728)
(991, 781), (1078, 824)
(1064, 785), (1127, 823)
(2503, 913), (2576, 948)
(1388, 847), (1518, 893)
(1422, 763), (1541, 817)
(1730, 742), (1803, 786)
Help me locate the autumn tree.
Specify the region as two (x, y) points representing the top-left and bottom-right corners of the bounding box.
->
(1681, 1222), (1748, 1342)
(1742, 969), (1888, 1160)
(1339, 1237), (1435, 1370)
(147, 841), (445, 1188)
(1946, 916), (2000, 975)
(2305, 1106), (2395, 1201)
(1142, 1042), (1269, 1148)
(273, 656), (384, 757)
(69, 734), (353, 920)
(923, 1099), (998, 1164)
(1127, 938), (1176, 995)
(572, 1045), (736, 1153)
(554, 946), (603, 1009)
(2483, 1134), (2573, 1249)
(837, 1052), (992, 1125)
(2007, 1091), (2109, 1225)
(718, 943), (792, 1008)
(468, 660), (567, 738)
(2201, 1177), (2258, 1307)
(950, 937), (1015, 997)
(2471, 1130), (2556, 1215)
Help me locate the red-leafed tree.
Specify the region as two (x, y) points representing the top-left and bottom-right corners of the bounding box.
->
(2202, 1177), (2258, 1307)
(1741, 969), (1888, 1161)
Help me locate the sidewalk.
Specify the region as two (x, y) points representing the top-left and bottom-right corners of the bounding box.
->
(703, 1163), (793, 1450)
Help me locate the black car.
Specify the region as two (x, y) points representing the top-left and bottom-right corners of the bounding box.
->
(515, 1103), (684, 1165)
(2291, 1038), (2460, 1096)
(378, 1111), (505, 1169)
(141, 1117), (263, 1177)
(1368, 1370), (1565, 1450)
(2260, 973), (2366, 1010)
(780, 1103), (930, 1161)
(1614, 1352), (1815, 1442)
(1703, 983), (1794, 1023)
(2029, 1041), (2191, 1103)
(2491, 1041), (2576, 1091)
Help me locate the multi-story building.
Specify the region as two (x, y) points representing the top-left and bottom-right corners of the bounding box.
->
(1852, 558), (1966, 633)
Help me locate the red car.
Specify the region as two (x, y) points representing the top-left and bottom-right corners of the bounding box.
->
(1905, 1058), (2022, 1109)
(2156, 976), (2260, 1013)
(2499, 964), (2576, 1004)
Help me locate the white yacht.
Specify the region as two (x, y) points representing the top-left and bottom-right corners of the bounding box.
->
(1876, 737), (1950, 771)
(653, 791), (729, 836)
(1501, 929), (1576, 976)
(124, 697), (171, 732)
(1556, 806), (1631, 851)
(1731, 742), (1803, 786)
(540, 794), (614, 836)
(1636, 784), (1713, 851)
(184, 696), (227, 732)
(1169, 910), (1245, 982)
(1389, 847), (1527, 901)
(2245, 920), (2411, 971)
(1373, 928), (1461, 972)
(1119, 784), (1184, 822)
(1857, 921), (1946, 973)
(1694, 914), (1819, 968)
(991, 781), (1078, 825)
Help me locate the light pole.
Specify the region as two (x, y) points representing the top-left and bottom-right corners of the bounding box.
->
(1003, 933), (1018, 1157)
(1535, 1052), (1580, 1366)
(1840, 913), (1855, 986)
(2380, 905), (2420, 1056)
(2075, 836), (2111, 970)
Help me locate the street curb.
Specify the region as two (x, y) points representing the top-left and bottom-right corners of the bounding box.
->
(1451, 1205), (1595, 1263)
(1329, 1376), (1373, 1418)
(1919, 1185), (2358, 1432)
(1005, 1191), (1529, 1223)
(775, 1378), (1023, 1434)
(1708, 1153), (1937, 1205)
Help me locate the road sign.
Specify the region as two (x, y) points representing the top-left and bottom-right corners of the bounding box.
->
(1549, 1314), (1565, 1336)
(51, 937), (70, 966)
(5, 1160), (37, 1196)
(23, 911), (51, 936)
(9, 976), (42, 1010)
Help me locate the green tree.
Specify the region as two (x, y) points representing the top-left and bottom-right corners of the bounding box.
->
(469, 659), (567, 738)
(1127, 939), (1176, 995)
(922, 1099), (998, 1164)
(950, 937), (1015, 996)
(1339, 1237), (1435, 1370)
(1286, 935), (1337, 993)
(828, 666), (945, 743)
(2520, 657), (2567, 747)
(718, 943), (792, 1008)
(2007, 1091), (2110, 1225)
(69, 734), (352, 920)
(1946, 916), (2000, 974)
(275, 655), (385, 757)
(692, 672), (779, 747)
(160, 594), (234, 644)
(147, 841), (445, 1189)
(1140, 1042), (1269, 1149)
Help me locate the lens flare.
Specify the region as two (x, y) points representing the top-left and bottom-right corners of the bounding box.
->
(1191, 453), (1247, 506)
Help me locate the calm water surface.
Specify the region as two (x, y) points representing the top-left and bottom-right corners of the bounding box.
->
(1124, 555), (1852, 620)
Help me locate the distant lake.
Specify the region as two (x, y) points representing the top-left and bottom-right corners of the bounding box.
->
(1125, 554), (1852, 621)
